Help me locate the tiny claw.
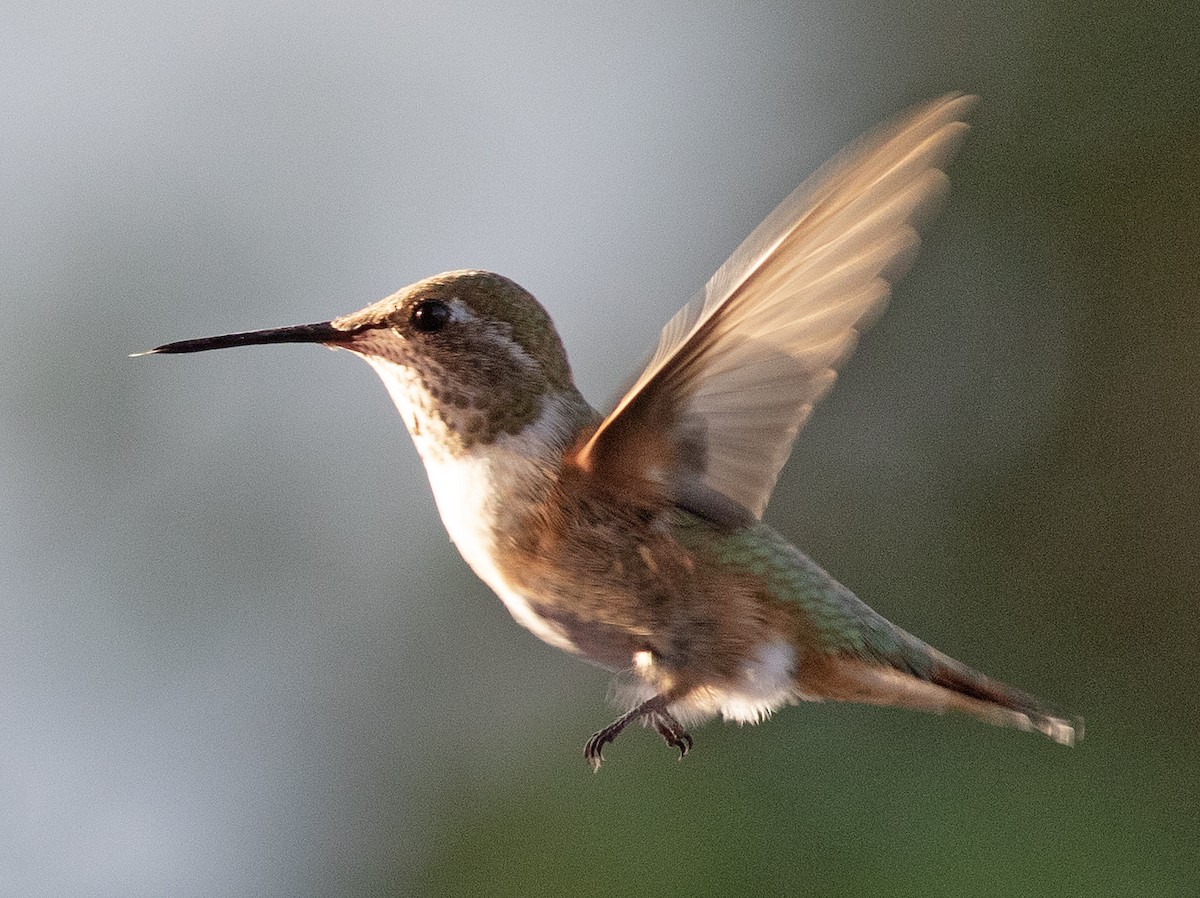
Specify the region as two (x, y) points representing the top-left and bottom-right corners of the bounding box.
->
(584, 731), (610, 772)
(649, 710), (693, 762)
(675, 731), (694, 760)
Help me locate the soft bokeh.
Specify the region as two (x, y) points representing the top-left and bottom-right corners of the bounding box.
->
(2, 2), (1195, 896)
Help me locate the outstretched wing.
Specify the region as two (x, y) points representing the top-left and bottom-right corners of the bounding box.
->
(572, 94), (976, 520)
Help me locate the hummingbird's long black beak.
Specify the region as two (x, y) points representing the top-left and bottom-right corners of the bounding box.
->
(132, 321), (351, 357)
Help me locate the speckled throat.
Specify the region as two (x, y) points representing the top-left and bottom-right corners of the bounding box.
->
(334, 271), (588, 457)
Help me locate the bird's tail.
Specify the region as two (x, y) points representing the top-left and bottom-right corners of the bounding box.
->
(923, 647), (1081, 745)
(813, 640), (1082, 746)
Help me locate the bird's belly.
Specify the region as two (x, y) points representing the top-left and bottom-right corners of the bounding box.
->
(415, 423), (649, 668)
(439, 507), (643, 669)
(520, 601), (645, 671)
(463, 545), (642, 669)
(478, 569), (584, 657)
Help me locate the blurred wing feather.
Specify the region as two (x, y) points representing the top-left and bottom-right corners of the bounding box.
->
(575, 94), (976, 519)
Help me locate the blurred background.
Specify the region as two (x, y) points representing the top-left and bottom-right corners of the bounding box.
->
(2, 1), (1196, 896)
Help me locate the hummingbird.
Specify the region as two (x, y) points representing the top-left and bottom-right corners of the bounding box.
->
(140, 94), (1080, 769)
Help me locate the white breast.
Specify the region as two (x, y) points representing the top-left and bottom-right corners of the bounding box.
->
(420, 446), (579, 653)
(366, 354), (581, 651)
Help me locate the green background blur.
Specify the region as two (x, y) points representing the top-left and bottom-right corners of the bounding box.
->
(2, 2), (1196, 896)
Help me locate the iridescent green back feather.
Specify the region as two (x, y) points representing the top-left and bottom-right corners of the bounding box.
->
(674, 513), (937, 677)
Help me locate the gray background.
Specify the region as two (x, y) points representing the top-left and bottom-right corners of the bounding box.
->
(2, 2), (1196, 896)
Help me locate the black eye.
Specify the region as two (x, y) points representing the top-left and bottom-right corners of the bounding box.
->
(410, 299), (452, 334)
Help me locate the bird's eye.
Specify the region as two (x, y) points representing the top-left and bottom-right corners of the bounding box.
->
(410, 299), (452, 334)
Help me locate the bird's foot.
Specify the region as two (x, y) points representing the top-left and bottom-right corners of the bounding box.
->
(584, 695), (693, 771)
(584, 722), (625, 772)
(648, 709), (693, 760)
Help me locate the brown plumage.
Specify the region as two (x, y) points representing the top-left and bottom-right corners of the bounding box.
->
(142, 94), (1081, 768)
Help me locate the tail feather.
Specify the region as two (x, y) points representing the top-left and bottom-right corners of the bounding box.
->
(811, 648), (1082, 746)
(923, 649), (1082, 746)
